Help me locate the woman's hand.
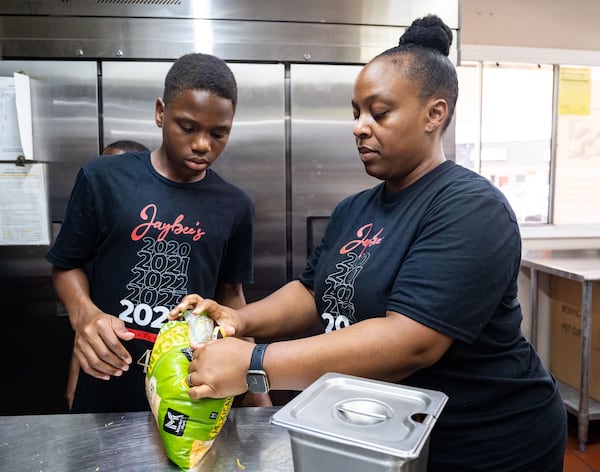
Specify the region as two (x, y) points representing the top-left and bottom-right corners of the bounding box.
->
(185, 336), (255, 400)
(168, 293), (241, 338)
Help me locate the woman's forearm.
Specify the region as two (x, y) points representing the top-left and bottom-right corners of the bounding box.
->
(264, 312), (454, 391)
(239, 280), (322, 339)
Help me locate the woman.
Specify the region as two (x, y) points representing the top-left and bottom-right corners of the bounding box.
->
(170, 15), (567, 471)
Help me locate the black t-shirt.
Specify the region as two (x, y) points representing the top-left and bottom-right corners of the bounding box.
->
(300, 161), (566, 471)
(47, 151), (254, 413)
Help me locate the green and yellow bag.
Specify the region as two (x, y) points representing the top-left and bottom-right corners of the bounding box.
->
(145, 314), (233, 470)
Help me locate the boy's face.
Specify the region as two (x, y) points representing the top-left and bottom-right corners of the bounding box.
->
(154, 89), (234, 183)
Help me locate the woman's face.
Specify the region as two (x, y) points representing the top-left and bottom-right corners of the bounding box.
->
(352, 56), (446, 192)
(154, 88), (234, 183)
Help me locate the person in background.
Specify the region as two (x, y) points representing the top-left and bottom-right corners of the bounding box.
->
(48, 52), (271, 413)
(101, 139), (150, 156)
(170, 15), (566, 472)
(64, 139), (150, 410)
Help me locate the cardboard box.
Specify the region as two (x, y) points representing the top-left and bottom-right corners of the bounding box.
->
(549, 277), (600, 401)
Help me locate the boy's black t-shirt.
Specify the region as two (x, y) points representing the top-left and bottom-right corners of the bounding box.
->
(47, 151), (254, 412)
(300, 160), (566, 471)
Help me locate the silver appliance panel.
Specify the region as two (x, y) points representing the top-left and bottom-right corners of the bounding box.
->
(290, 64), (376, 278)
(0, 60), (99, 222)
(213, 64), (287, 301)
(0, 61), (98, 326)
(0, 16), (407, 64)
(101, 61), (168, 150)
(0, 0), (460, 64)
(101, 61), (286, 301)
(0, 0), (460, 28)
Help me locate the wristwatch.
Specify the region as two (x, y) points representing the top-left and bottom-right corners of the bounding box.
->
(246, 344), (270, 394)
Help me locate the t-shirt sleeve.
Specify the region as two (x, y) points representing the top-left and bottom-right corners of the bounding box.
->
(217, 197), (254, 284)
(387, 186), (521, 343)
(45, 169), (99, 269)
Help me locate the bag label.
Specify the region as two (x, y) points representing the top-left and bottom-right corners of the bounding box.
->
(163, 408), (189, 436)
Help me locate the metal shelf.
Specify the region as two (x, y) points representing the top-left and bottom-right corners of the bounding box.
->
(559, 382), (600, 420)
(521, 248), (600, 451)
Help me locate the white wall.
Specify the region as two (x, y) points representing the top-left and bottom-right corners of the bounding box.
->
(461, 0), (600, 51)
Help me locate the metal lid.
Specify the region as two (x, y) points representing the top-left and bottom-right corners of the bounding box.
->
(270, 373), (448, 459)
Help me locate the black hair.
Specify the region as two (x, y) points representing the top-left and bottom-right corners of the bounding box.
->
(102, 140), (149, 154)
(378, 14), (458, 132)
(162, 53), (238, 110)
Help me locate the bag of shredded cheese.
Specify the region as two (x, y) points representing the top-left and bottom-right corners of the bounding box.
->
(145, 315), (233, 471)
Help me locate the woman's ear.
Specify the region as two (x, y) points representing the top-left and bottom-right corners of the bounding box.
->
(155, 97), (165, 128)
(425, 98), (448, 133)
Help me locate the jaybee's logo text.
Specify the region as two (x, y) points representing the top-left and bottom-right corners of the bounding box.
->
(340, 223), (384, 256)
(131, 203), (206, 242)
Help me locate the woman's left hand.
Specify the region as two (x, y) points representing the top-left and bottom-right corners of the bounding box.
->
(186, 336), (255, 400)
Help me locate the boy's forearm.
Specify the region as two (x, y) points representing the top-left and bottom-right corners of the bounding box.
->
(52, 266), (94, 329)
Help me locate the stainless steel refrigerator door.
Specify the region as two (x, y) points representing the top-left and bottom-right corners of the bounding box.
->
(215, 64), (287, 302)
(102, 61), (286, 301)
(0, 59), (98, 311)
(0, 60), (99, 223)
(0, 1), (457, 63)
(290, 64), (376, 278)
(0, 62), (98, 413)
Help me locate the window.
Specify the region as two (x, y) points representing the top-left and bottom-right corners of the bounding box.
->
(554, 66), (600, 224)
(455, 62), (554, 224)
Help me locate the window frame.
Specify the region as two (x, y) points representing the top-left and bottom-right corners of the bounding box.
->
(458, 46), (600, 225)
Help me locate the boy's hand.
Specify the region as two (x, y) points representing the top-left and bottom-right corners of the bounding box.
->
(73, 311), (134, 380)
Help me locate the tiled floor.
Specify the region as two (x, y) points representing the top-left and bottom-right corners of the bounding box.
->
(565, 414), (600, 471)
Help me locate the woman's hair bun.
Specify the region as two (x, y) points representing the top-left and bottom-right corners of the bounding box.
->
(398, 14), (453, 56)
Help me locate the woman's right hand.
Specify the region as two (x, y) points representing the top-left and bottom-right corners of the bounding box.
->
(168, 293), (240, 339)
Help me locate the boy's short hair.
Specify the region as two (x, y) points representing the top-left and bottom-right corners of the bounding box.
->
(162, 53), (238, 110)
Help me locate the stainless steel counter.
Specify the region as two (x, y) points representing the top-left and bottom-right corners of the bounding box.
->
(0, 407), (293, 472)
(521, 248), (600, 452)
(521, 248), (600, 282)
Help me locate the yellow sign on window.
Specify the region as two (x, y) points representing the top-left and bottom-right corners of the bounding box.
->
(558, 67), (591, 115)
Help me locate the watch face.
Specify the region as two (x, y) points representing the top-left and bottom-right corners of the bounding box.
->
(247, 371), (269, 393)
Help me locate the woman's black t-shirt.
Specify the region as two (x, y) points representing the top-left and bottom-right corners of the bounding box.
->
(300, 160), (566, 471)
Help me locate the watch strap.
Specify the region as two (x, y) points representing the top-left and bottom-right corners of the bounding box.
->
(249, 343), (268, 371)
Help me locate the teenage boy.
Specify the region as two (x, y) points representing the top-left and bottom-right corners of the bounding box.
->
(47, 53), (268, 412)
